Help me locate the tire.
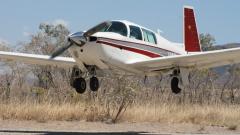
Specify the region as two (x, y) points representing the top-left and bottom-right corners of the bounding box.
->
(90, 77), (99, 92)
(73, 78), (86, 94)
(171, 77), (181, 94)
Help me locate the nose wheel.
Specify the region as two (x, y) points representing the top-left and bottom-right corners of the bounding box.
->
(71, 66), (100, 94)
(73, 77), (87, 94)
(72, 76), (100, 94)
(90, 76), (99, 92)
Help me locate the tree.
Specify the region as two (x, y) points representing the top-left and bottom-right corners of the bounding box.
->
(22, 22), (71, 90)
(200, 33), (216, 51)
(24, 23), (70, 55)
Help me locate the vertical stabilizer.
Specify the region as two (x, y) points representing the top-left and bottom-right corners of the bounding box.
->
(184, 6), (201, 52)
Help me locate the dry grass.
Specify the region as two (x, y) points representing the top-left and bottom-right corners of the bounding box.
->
(0, 101), (240, 127)
(0, 102), (108, 122)
(123, 103), (240, 126)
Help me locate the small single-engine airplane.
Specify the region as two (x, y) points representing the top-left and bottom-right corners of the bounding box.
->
(1, 6), (240, 94)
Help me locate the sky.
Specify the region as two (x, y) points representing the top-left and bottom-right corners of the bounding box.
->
(0, 0), (239, 46)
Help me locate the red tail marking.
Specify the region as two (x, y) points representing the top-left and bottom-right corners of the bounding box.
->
(184, 7), (201, 52)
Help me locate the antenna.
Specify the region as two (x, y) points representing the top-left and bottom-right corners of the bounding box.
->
(157, 29), (163, 35)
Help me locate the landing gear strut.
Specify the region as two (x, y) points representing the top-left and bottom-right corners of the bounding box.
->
(170, 69), (182, 94)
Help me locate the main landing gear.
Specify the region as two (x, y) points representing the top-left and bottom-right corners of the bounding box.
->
(170, 69), (182, 94)
(70, 67), (100, 94)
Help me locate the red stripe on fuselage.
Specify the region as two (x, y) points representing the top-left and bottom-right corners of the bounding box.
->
(96, 40), (161, 58)
(99, 37), (180, 55)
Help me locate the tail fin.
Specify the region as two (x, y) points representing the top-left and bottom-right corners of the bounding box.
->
(184, 6), (201, 52)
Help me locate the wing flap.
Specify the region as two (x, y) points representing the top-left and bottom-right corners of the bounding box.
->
(0, 51), (76, 68)
(128, 48), (240, 72)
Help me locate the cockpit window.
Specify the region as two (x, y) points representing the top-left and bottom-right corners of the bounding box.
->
(142, 29), (157, 44)
(129, 25), (142, 40)
(99, 21), (128, 37)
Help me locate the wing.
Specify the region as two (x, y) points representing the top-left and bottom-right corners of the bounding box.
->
(0, 51), (76, 68)
(128, 48), (240, 72)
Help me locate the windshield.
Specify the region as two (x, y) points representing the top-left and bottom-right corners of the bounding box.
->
(99, 21), (128, 37)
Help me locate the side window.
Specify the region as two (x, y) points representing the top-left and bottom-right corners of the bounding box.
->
(142, 29), (157, 44)
(129, 26), (142, 40)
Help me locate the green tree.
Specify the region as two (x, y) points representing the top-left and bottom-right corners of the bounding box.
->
(200, 33), (216, 51)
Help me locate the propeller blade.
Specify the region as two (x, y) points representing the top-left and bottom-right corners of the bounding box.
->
(50, 42), (73, 59)
(50, 22), (110, 59)
(84, 22), (110, 37)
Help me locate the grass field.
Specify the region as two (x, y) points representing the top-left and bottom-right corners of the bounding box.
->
(0, 101), (239, 128)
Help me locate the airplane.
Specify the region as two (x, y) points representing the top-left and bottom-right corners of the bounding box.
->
(1, 6), (240, 94)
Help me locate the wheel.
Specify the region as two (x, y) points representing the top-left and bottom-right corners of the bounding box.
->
(90, 77), (99, 92)
(73, 78), (86, 94)
(171, 77), (181, 94)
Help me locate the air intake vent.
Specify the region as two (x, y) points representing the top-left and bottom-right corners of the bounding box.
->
(89, 36), (97, 42)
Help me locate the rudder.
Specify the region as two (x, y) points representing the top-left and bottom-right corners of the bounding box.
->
(184, 6), (201, 52)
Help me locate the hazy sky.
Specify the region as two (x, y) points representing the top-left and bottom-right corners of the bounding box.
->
(0, 0), (239, 46)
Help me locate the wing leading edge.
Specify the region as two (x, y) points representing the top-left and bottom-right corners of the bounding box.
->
(128, 47), (240, 72)
(0, 51), (76, 68)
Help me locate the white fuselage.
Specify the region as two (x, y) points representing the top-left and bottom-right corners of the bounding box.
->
(68, 20), (186, 75)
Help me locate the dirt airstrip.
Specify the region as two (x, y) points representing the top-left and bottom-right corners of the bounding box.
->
(0, 120), (239, 135)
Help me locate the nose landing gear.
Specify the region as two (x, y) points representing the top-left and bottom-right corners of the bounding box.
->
(70, 66), (100, 94)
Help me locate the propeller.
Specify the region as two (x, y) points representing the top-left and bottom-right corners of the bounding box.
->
(50, 42), (73, 59)
(50, 22), (110, 59)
